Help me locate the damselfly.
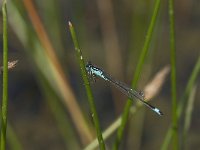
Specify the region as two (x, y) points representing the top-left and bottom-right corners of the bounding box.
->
(86, 62), (163, 116)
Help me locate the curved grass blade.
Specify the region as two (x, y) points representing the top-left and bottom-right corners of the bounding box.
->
(112, 0), (162, 149)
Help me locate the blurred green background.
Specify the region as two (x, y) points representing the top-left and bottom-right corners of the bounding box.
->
(0, 0), (199, 149)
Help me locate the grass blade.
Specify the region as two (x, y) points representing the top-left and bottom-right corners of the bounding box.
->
(161, 56), (200, 150)
(1, 0), (8, 150)
(112, 0), (161, 149)
(0, 61), (22, 150)
(182, 85), (197, 149)
(1, 3), (22, 150)
(7, 125), (23, 150)
(177, 56), (200, 116)
(1, 1), (9, 149)
(69, 22), (106, 150)
(169, 0), (179, 149)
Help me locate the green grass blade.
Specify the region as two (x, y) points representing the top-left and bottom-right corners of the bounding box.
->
(0, 4), (22, 149)
(112, 0), (161, 149)
(177, 57), (200, 116)
(169, 0), (179, 149)
(182, 85), (197, 149)
(1, 1), (9, 149)
(69, 22), (106, 150)
(161, 56), (200, 150)
(7, 125), (23, 150)
(161, 127), (173, 150)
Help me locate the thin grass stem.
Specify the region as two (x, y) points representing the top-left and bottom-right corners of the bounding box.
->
(112, 0), (161, 149)
(69, 21), (106, 150)
(161, 56), (200, 150)
(182, 85), (197, 149)
(1, 1), (8, 149)
(169, 0), (179, 148)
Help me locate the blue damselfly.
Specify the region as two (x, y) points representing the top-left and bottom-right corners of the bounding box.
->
(86, 62), (163, 116)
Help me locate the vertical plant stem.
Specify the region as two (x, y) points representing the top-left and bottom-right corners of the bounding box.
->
(169, 0), (178, 149)
(161, 56), (200, 150)
(69, 22), (105, 150)
(112, 0), (161, 149)
(1, 0), (8, 149)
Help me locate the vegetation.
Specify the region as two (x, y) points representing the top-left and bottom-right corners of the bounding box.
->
(0, 0), (199, 149)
